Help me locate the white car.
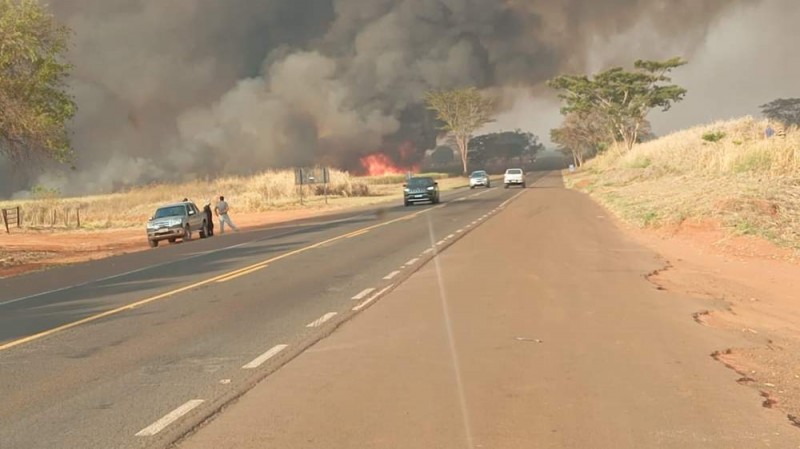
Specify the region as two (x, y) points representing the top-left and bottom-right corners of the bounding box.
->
(469, 170), (490, 188)
(503, 168), (526, 189)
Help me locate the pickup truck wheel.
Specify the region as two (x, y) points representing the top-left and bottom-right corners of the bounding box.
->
(183, 225), (192, 242)
(148, 239), (158, 248)
(168, 238), (177, 243)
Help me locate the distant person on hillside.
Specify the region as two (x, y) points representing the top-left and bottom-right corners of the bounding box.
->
(765, 124), (775, 138)
(215, 195), (238, 234)
(203, 200), (215, 236)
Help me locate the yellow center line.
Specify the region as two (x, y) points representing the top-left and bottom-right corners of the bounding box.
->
(215, 264), (269, 283)
(345, 229), (370, 239)
(0, 204), (444, 352)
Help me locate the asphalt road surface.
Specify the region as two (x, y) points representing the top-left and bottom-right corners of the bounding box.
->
(0, 173), (538, 449)
(6, 163), (798, 449)
(176, 172), (800, 449)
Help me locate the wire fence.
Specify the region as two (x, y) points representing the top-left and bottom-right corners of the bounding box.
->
(2, 205), (82, 232)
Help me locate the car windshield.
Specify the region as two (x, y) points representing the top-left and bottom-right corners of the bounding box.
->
(507, 169), (522, 175)
(407, 177), (434, 187)
(470, 171), (486, 178)
(153, 206), (185, 219)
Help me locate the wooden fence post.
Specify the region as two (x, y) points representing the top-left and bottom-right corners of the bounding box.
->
(15, 206), (20, 227)
(2, 209), (8, 234)
(76, 208), (81, 228)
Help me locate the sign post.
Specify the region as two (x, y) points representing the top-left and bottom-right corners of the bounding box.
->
(294, 167), (332, 206)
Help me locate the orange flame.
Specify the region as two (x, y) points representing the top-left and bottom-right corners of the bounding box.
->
(359, 153), (417, 176)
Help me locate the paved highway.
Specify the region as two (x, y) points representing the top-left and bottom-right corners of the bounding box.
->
(0, 174), (540, 449)
(178, 172), (800, 449)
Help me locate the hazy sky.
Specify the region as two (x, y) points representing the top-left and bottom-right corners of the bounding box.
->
(2, 0), (796, 196)
(487, 0), (800, 143)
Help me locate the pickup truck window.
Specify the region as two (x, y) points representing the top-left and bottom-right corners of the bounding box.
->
(154, 206), (186, 219)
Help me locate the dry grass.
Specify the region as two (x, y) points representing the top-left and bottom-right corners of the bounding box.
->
(0, 169), (461, 231)
(567, 116), (800, 248)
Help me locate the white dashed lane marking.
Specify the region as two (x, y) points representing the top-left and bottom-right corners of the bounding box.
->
(352, 285), (394, 311)
(404, 258), (419, 266)
(242, 344), (288, 369)
(135, 400), (204, 437)
(306, 312), (337, 328)
(351, 288), (376, 300)
(383, 270), (401, 280)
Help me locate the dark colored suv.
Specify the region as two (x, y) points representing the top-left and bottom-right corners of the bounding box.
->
(403, 177), (440, 206)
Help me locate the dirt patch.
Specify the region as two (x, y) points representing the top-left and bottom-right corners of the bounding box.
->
(0, 206), (374, 278)
(647, 218), (797, 262)
(627, 216), (800, 429)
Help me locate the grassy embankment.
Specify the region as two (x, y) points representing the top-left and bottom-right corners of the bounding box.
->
(0, 171), (463, 230)
(566, 117), (800, 249)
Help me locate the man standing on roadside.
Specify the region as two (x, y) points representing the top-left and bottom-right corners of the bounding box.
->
(203, 199), (215, 237)
(215, 195), (238, 234)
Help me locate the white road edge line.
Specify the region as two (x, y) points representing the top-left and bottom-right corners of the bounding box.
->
(135, 400), (205, 437)
(351, 288), (376, 301)
(446, 234), (455, 239)
(242, 344), (288, 369)
(383, 270), (401, 280)
(422, 248), (434, 255)
(352, 285), (394, 311)
(404, 258), (419, 266)
(437, 240), (446, 246)
(306, 312), (338, 328)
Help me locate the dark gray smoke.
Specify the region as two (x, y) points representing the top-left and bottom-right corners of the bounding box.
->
(0, 0), (755, 196)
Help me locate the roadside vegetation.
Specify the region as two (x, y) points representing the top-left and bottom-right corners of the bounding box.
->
(0, 0), (75, 163)
(566, 117), (800, 249)
(0, 170), (469, 230)
(547, 57), (800, 251)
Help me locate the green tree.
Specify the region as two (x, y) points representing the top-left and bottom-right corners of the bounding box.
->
(550, 111), (611, 168)
(425, 87), (496, 175)
(468, 130), (543, 165)
(548, 57), (687, 154)
(760, 98), (800, 127)
(0, 0), (76, 164)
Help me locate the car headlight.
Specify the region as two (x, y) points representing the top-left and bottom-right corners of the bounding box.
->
(427, 186), (435, 191)
(146, 223), (157, 229)
(404, 188), (410, 193)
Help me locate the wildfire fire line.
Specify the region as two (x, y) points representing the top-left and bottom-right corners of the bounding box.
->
(359, 153), (418, 176)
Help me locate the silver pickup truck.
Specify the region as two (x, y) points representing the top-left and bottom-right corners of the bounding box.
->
(146, 201), (209, 248)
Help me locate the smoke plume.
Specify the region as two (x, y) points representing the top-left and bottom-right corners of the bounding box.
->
(1, 0), (756, 196)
